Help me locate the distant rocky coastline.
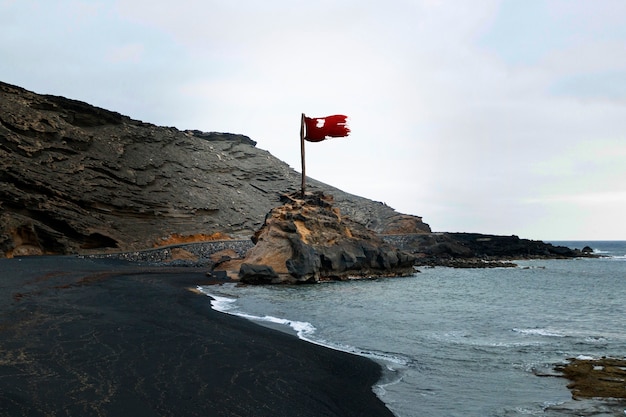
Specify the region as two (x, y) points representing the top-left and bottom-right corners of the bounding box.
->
(384, 232), (595, 268)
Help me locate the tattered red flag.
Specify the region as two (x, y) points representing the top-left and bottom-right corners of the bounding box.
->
(303, 115), (350, 142)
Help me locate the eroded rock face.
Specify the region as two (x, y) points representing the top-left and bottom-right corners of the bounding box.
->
(0, 81), (430, 257)
(236, 192), (416, 284)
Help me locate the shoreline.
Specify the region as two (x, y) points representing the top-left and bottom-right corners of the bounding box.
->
(198, 282), (411, 409)
(77, 235), (598, 272)
(0, 257), (394, 417)
(199, 282), (414, 364)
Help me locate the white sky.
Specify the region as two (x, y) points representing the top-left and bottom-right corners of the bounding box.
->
(2, 0), (625, 241)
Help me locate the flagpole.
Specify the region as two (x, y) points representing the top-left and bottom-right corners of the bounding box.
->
(300, 113), (306, 197)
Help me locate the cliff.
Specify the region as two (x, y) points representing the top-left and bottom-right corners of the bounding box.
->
(0, 81), (430, 258)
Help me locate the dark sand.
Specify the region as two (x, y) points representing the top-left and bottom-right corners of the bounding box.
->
(0, 258), (394, 416)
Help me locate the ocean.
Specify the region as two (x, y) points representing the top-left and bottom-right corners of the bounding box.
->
(200, 241), (626, 417)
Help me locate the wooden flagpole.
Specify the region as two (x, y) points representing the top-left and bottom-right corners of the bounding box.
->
(300, 113), (306, 197)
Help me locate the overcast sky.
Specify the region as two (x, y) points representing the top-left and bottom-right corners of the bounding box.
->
(2, 0), (625, 241)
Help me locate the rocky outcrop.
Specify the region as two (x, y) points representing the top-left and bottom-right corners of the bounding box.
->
(0, 81), (590, 265)
(0, 81), (430, 257)
(384, 232), (592, 266)
(217, 192), (416, 284)
(555, 357), (626, 400)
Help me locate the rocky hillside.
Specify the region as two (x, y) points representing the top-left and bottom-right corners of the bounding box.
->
(0, 81), (430, 257)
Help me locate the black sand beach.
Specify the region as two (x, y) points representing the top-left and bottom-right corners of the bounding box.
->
(0, 258), (394, 417)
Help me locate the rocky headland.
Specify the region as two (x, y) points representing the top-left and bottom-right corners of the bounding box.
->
(385, 232), (592, 268)
(1, 80), (589, 270)
(0, 81), (430, 260)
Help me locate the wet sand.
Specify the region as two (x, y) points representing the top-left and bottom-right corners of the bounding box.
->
(0, 259), (394, 416)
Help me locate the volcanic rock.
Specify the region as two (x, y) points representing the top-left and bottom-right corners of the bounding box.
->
(383, 232), (591, 266)
(0, 81), (430, 257)
(555, 357), (626, 400)
(239, 263), (280, 284)
(231, 192), (416, 284)
(0, 81), (588, 265)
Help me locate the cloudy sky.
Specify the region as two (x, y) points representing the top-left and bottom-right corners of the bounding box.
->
(2, 0), (625, 241)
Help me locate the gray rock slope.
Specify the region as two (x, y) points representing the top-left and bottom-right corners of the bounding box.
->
(0, 81), (430, 256)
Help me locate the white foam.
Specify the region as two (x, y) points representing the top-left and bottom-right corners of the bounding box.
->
(235, 311), (317, 340)
(591, 247), (626, 259)
(576, 355), (596, 360)
(307, 338), (412, 367)
(512, 328), (565, 337)
(585, 335), (608, 343)
(373, 370), (404, 397)
(197, 286), (412, 367)
(207, 294), (238, 312)
(236, 310), (410, 366)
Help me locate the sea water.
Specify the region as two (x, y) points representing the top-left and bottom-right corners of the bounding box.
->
(200, 241), (626, 417)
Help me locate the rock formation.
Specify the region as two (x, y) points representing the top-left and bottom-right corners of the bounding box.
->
(218, 192), (416, 284)
(384, 232), (590, 267)
(0, 81), (589, 265)
(0, 81), (430, 258)
(555, 357), (626, 400)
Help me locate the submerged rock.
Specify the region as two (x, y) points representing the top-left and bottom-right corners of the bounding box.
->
(555, 357), (626, 400)
(230, 192), (416, 284)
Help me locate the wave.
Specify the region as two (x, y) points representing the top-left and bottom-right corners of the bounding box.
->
(512, 328), (614, 345)
(592, 248), (610, 254)
(206, 293), (238, 312)
(512, 328), (565, 338)
(550, 241), (626, 259)
(197, 286), (413, 368)
(593, 248), (626, 259)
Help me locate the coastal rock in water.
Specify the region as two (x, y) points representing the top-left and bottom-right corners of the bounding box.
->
(581, 246), (593, 254)
(233, 192), (416, 284)
(238, 263), (280, 284)
(555, 357), (626, 400)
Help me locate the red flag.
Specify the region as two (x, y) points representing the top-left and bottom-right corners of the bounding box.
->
(303, 115), (350, 142)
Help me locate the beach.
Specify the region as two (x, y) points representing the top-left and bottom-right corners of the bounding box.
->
(199, 243), (626, 417)
(0, 257), (393, 417)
